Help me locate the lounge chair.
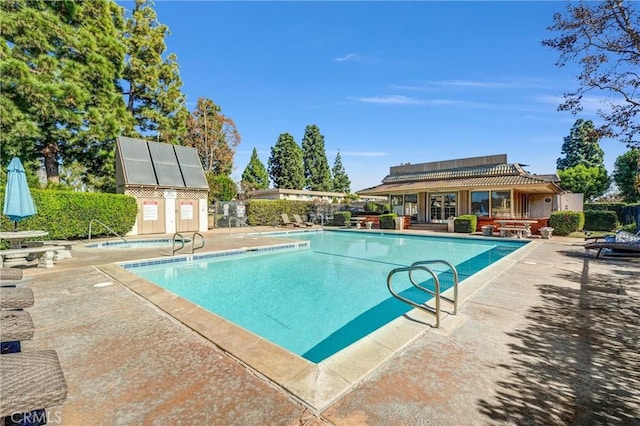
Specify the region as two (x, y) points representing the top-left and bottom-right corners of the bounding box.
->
(584, 230), (640, 258)
(293, 214), (313, 227)
(280, 213), (300, 228)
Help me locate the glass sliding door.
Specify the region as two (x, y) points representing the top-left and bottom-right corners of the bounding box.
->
(429, 192), (457, 222)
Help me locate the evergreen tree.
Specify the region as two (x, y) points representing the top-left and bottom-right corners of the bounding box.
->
(0, 0), (132, 185)
(556, 119), (605, 170)
(557, 165), (611, 202)
(241, 148), (269, 191)
(613, 149), (640, 203)
(185, 98), (240, 175)
(268, 133), (304, 189)
(206, 172), (237, 203)
(331, 151), (351, 193)
(556, 119), (610, 199)
(301, 124), (332, 191)
(123, 0), (188, 144)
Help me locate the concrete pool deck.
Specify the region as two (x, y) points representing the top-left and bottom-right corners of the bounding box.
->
(6, 227), (640, 424)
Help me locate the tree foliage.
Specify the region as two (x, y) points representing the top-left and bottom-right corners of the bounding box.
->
(331, 151), (351, 193)
(205, 172), (237, 203)
(1, 0), (132, 186)
(185, 98), (240, 175)
(543, 1), (640, 148)
(122, 0), (188, 144)
(558, 164), (611, 201)
(268, 133), (304, 189)
(556, 119), (606, 170)
(613, 149), (640, 202)
(301, 124), (332, 191)
(241, 148), (269, 192)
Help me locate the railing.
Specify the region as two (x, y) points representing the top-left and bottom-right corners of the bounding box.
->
(227, 216), (263, 236)
(410, 260), (458, 315)
(88, 220), (129, 247)
(387, 265), (442, 328)
(386, 260), (459, 328)
(173, 232), (205, 256)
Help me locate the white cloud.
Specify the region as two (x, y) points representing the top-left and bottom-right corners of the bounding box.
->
(348, 95), (456, 105)
(333, 53), (359, 62)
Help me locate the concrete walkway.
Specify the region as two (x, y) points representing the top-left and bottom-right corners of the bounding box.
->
(6, 227), (640, 425)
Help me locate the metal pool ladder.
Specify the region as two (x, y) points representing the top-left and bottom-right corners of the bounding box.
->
(172, 232), (205, 256)
(386, 260), (459, 328)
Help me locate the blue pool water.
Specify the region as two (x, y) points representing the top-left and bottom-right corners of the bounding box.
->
(125, 231), (526, 362)
(85, 238), (190, 249)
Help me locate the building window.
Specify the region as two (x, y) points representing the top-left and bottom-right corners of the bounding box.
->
(491, 191), (511, 218)
(471, 191), (490, 217)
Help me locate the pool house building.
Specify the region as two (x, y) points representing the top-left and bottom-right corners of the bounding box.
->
(357, 154), (575, 234)
(115, 136), (209, 236)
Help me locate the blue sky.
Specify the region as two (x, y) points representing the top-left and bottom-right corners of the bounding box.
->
(128, 1), (628, 192)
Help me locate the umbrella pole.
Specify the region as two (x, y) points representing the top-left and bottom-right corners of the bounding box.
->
(13, 221), (17, 231)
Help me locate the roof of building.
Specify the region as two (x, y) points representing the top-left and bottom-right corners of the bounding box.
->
(357, 155), (562, 195)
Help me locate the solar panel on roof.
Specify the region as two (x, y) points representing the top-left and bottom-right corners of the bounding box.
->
(147, 141), (185, 187)
(174, 145), (208, 189)
(118, 136), (158, 185)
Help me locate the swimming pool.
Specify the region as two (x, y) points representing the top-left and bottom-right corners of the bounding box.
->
(123, 230), (526, 363)
(85, 238), (190, 249)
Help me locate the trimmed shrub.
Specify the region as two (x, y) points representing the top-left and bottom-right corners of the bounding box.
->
(454, 214), (477, 233)
(0, 188), (137, 239)
(333, 211), (351, 226)
(584, 210), (619, 232)
(379, 213), (397, 229)
(246, 199), (313, 226)
(548, 211), (585, 235)
(584, 202), (626, 223)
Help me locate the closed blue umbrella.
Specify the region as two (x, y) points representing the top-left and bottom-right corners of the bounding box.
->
(3, 157), (37, 230)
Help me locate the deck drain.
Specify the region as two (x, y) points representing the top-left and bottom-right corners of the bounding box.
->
(93, 282), (114, 288)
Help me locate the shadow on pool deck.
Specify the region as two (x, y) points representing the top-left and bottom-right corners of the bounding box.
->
(8, 227), (640, 425)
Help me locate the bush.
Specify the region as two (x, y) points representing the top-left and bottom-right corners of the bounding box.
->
(379, 213), (397, 229)
(549, 211), (585, 236)
(333, 211), (351, 226)
(245, 199), (313, 226)
(584, 202), (626, 223)
(584, 210), (619, 232)
(454, 214), (477, 233)
(0, 188), (138, 239)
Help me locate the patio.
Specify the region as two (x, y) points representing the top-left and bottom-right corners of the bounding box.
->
(10, 228), (640, 424)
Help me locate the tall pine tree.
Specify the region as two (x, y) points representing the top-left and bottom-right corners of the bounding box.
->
(123, 0), (188, 144)
(0, 0), (132, 185)
(331, 151), (351, 193)
(268, 133), (304, 189)
(557, 119), (605, 170)
(556, 119), (610, 199)
(241, 148), (269, 192)
(301, 124), (332, 191)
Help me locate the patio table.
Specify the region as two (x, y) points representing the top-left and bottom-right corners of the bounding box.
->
(0, 230), (48, 249)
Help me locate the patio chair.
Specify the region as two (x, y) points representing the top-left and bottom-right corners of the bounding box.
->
(293, 214), (313, 227)
(280, 213), (300, 228)
(584, 230), (640, 258)
(0, 350), (68, 421)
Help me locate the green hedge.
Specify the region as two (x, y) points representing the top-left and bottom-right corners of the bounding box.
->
(454, 214), (477, 233)
(379, 213), (397, 229)
(584, 210), (619, 232)
(333, 211), (351, 226)
(245, 200), (313, 226)
(548, 211), (585, 236)
(0, 188), (138, 240)
(584, 202), (625, 223)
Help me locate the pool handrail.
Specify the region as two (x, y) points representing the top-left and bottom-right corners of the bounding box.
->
(173, 232), (205, 255)
(410, 260), (458, 315)
(88, 219), (129, 247)
(387, 265), (441, 328)
(227, 216), (263, 236)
